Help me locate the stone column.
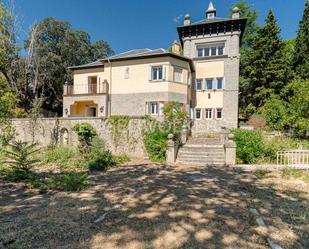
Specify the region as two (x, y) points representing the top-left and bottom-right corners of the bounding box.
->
(166, 134), (178, 164)
(225, 133), (237, 166)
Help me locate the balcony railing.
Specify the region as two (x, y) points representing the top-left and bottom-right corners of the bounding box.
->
(63, 83), (108, 96)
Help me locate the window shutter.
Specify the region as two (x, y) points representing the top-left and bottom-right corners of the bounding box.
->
(163, 65), (167, 80)
(149, 66), (152, 81)
(159, 102), (164, 116)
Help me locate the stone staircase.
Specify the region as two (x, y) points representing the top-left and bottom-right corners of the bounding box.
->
(176, 134), (226, 166)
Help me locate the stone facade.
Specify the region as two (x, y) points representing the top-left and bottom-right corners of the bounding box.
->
(11, 117), (146, 157)
(110, 92), (188, 116)
(182, 32), (240, 133)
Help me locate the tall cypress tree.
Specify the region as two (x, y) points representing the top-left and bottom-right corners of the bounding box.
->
(293, 0), (309, 79)
(244, 9), (287, 113)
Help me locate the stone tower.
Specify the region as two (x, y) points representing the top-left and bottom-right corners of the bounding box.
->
(177, 1), (247, 133)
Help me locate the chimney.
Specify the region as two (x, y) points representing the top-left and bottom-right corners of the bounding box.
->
(232, 7), (240, 19)
(206, 1), (216, 19)
(184, 14), (190, 26)
(172, 40), (181, 55)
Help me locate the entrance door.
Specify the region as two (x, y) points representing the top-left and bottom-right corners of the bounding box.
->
(88, 107), (97, 117)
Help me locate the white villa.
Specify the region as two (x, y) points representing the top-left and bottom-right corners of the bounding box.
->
(63, 1), (247, 133)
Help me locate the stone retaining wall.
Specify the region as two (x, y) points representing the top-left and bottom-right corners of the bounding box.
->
(11, 117), (146, 157)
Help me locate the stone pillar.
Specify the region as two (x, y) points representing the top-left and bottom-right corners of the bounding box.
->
(225, 133), (237, 166)
(166, 134), (178, 164)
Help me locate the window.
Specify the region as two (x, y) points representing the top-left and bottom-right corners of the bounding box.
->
(218, 46), (224, 55)
(152, 66), (163, 81)
(205, 108), (212, 119)
(196, 79), (202, 90)
(206, 79), (213, 90)
(149, 102), (159, 115)
(173, 67), (183, 82)
(195, 109), (202, 120)
(217, 78), (223, 89)
(197, 44), (225, 57)
(216, 108), (223, 119)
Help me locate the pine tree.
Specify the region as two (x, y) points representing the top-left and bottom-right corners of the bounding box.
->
(244, 10), (288, 113)
(293, 0), (309, 79)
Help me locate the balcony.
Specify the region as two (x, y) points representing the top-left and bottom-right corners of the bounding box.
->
(63, 83), (108, 96)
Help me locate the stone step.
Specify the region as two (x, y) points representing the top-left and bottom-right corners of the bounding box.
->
(178, 150), (224, 155)
(178, 155), (224, 160)
(186, 139), (222, 144)
(176, 160), (225, 166)
(177, 155), (225, 160)
(182, 145), (224, 150)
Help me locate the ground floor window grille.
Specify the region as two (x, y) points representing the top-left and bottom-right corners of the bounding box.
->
(195, 109), (202, 119)
(216, 108), (223, 119)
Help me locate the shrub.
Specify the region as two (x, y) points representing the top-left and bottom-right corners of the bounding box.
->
(3, 141), (40, 180)
(45, 172), (88, 192)
(263, 136), (309, 162)
(86, 137), (119, 171)
(232, 129), (265, 164)
(42, 146), (78, 167)
(143, 126), (168, 162)
(142, 101), (187, 162)
(162, 101), (187, 135)
(73, 123), (97, 153)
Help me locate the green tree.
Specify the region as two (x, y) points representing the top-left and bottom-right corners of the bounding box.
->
(23, 17), (114, 114)
(293, 0), (309, 79)
(243, 10), (288, 115)
(0, 2), (20, 93)
(230, 1), (260, 115)
(286, 78), (309, 135)
(258, 95), (288, 131)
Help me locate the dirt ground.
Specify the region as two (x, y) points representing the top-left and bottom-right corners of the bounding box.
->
(0, 160), (308, 249)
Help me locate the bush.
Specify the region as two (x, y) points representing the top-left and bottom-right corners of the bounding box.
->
(143, 126), (168, 162)
(2, 141), (40, 180)
(73, 123), (97, 153)
(86, 137), (119, 171)
(263, 136), (309, 162)
(44, 172), (88, 192)
(42, 146), (78, 168)
(232, 129), (265, 164)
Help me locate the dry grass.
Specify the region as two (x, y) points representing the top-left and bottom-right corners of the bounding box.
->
(0, 160), (308, 249)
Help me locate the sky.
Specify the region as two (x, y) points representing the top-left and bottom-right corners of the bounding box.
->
(8, 0), (307, 54)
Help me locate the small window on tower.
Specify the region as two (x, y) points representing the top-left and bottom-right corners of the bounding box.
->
(196, 79), (202, 90)
(217, 78), (223, 89)
(206, 79), (213, 90)
(216, 108), (223, 119)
